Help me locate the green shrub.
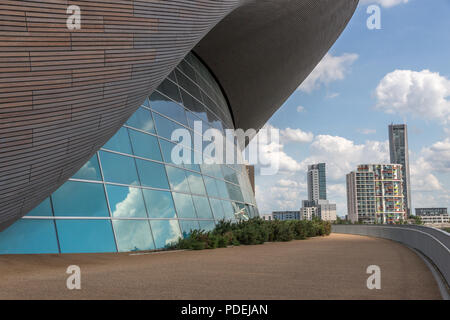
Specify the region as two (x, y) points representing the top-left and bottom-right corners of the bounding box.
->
(167, 218), (331, 251)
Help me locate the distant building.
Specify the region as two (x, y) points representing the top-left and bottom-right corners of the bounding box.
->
(272, 211), (301, 221)
(301, 200), (336, 222)
(302, 163), (336, 221)
(307, 163), (327, 202)
(261, 213), (273, 221)
(347, 164), (406, 224)
(317, 200), (337, 221)
(300, 206), (318, 221)
(389, 124), (412, 217)
(415, 208), (449, 224)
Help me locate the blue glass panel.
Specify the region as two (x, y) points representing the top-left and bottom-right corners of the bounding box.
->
(180, 89), (208, 122)
(153, 113), (192, 149)
(180, 146), (201, 172)
(198, 220), (216, 232)
(106, 185), (147, 218)
(150, 219), (182, 249)
(186, 109), (203, 131)
(128, 129), (162, 161)
(177, 60), (197, 82)
(159, 138), (176, 164)
(56, 219), (116, 253)
(246, 204), (254, 218)
(159, 139), (188, 169)
(26, 197), (52, 217)
(184, 163), (201, 172)
(155, 78), (182, 103)
(221, 200), (236, 220)
(204, 176), (220, 198)
(176, 70), (203, 102)
(200, 164), (215, 177)
(126, 107), (156, 134)
(135, 159), (169, 189)
(179, 220), (200, 238)
(215, 179), (230, 199)
(209, 198), (226, 220)
(201, 164), (224, 180)
(0, 219), (59, 254)
(222, 165), (239, 184)
(100, 151), (139, 186)
(52, 181), (109, 217)
(186, 171), (206, 195)
(103, 127), (132, 155)
(167, 71), (176, 82)
(142, 189), (177, 218)
(72, 154), (102, 181)
(150, 91), (188, 126)
(191, 195), (214, 219)
(226, 182), (244, 202)
(142, 97), (150, 107)
(172, 192), (197, 219)
(166, 166), (190, 193)
(112, 220), (155, 252)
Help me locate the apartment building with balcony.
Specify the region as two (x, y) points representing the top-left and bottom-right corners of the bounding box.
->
(346, 164), (406, 224)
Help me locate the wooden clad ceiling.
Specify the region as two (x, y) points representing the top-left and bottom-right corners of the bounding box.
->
(0, 0), (239, 230)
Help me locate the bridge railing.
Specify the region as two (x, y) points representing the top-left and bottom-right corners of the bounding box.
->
(332, 224), (450, 286)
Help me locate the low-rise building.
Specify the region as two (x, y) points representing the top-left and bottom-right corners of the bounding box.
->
(300, 206), (318, 221)
(272, 211), (301, 221)
(261, 213), (274, 221)
(301, 200), (336, 222)
(415, 208), (449, 224)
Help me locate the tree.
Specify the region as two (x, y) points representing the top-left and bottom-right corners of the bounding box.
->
(412, 215), (423, 225)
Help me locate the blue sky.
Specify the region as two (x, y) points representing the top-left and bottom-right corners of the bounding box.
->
(254, 0), (450, 216)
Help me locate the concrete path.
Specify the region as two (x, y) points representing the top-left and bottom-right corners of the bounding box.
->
(0, 234), (442, 299)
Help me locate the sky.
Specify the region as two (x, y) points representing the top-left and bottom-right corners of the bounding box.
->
(253, 0), (450, 216)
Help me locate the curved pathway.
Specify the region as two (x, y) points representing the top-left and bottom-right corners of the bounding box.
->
(0, 234), (441, 299)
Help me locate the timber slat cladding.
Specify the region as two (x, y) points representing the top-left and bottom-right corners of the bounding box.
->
(0, 0), (239, 229)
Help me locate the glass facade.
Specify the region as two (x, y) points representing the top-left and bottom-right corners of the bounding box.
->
(0, 52), (258, 254)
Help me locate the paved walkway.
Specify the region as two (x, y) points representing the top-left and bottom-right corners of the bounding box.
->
(0, 234), (442, 299)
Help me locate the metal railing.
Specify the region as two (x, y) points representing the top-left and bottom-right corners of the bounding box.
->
(332, 224), (450, 286)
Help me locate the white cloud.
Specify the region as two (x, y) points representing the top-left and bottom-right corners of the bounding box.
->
(259, 141), (303, 172)
(255, 181), (307, 213)
(328, 184), (347, 197)
(281, 127), (314, 144)
(296, 105), (306, 113)
(277, 179), (299, 188)
(326, 92), (340, 99)
(375, 69), (450, 123)
(408, 138), (450, 193)
(299, 53), (358, 93)
(300, 135), (390, 180)
(253, 125), (303, 173)
(357, 128), (377, 135)
(421, 138), (450, 173)
(360, 0), (409, 8)
(110, 187), (146, 218)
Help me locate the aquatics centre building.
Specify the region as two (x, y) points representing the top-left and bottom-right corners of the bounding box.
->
(0, 0), (358, 253)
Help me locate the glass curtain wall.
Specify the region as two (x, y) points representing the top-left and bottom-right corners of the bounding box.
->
(0, 52), (259, 254)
